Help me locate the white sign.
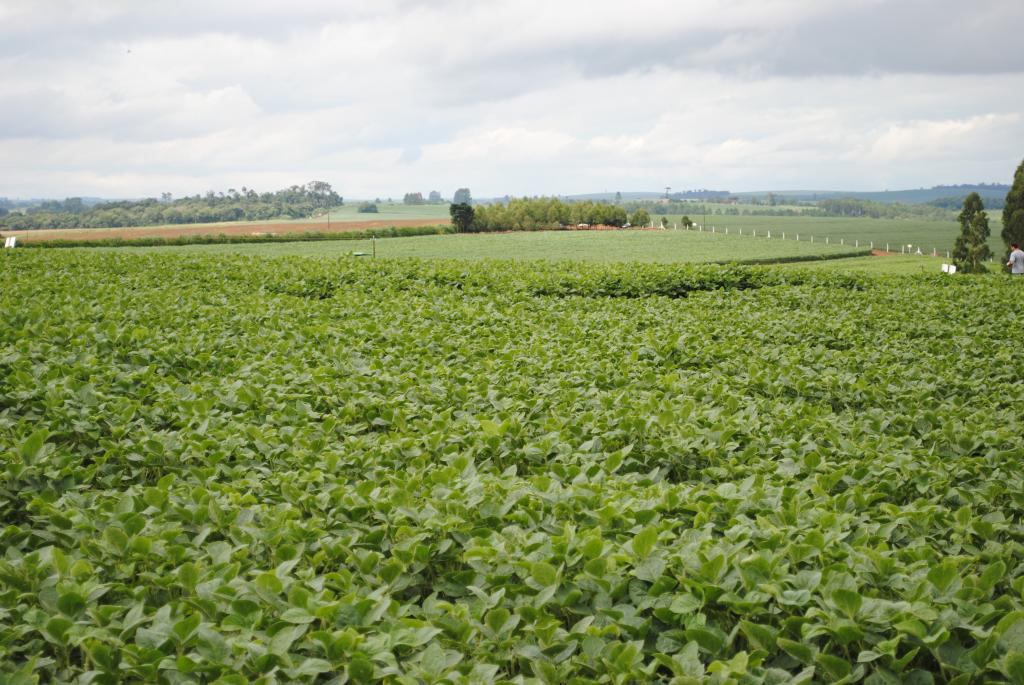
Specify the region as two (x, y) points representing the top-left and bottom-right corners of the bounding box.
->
(941, 263), (957, 274)
(3, 236), (16, 248)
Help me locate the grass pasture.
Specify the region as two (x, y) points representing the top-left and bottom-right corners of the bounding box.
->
(2, 250), (1023, 683)
(661, 214), (1006, 256)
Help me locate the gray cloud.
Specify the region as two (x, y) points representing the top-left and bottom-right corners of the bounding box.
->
(0, 0), (1021, 198)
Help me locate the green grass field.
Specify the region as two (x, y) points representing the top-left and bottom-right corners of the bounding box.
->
(325, 202), (451, 223)
(777, 254), (950, 275)
(661, 214), (1006, 255)
(118, 229), (864, 263)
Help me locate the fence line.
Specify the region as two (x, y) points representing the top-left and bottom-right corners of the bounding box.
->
(669, 222), (961, 262)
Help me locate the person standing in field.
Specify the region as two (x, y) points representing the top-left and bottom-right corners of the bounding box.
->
(1008, 243), (1024, 274)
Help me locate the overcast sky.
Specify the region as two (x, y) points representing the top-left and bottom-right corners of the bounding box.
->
(1, 0), (1022, 199)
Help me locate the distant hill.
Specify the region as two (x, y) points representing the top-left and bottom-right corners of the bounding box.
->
(564, 190), (731, 202)
(564, 184), (1010, 206)
(734, 184), (1010, 205)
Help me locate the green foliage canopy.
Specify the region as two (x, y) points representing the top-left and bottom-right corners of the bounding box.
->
(953, 192), (992, 273)
(1002, 158), (1024, 257)
(0, 252), (1022, 683)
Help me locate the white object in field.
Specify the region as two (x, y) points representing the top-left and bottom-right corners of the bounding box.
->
(841, 238), (845, 245)
(941, 263), (958, 274)
(826, 236), (829, 244)
(782, 232), (785, 240)
(855, 240), (859, 247)
(811, 235), (814, 243)
(767, 230), (772, 238)
(796, 234), (799, 241)
(3, 237), (16, 248)
(916, 247), (922, 255)
(870, 242), (873, 249)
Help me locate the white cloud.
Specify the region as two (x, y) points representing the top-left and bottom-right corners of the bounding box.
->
(0, 0), (1022, 198)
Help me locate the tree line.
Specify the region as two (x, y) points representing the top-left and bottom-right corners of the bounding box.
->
(815, 198), (953, 221)
(953, 158), (1024, 273)
(0, 181), (341, 230)
(447, 197), (674, 233)
(403, 188), (472, 205)
(450, 197), (629, 232)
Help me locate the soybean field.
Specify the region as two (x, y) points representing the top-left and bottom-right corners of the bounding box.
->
(1, 251), (1023, 683)
(116, 229), (864, 264)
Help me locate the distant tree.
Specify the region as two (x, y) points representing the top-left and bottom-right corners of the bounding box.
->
(1003, 159), (1024, 263)
(953, 192), (992, 273)
(630, 209), (651, 227)
(453, 188), (472, 205)
(403, 192), (425, 205)
(306, 180), (341, 209)
(614, 191), (622, 204)
(428, 190), (442, 204)
(767, 192), (777, 207)
(660, 217), (669, 228)
(358, 202), (379, 213)
(681, 215), (693, 228)
(450, 203), (475, 233)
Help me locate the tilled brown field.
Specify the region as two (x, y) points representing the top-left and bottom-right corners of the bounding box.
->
(6, 218), (448, 243)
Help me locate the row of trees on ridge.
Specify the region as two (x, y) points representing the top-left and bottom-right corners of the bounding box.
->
(450, 197), (642, 233)
(0, 182), (341, 230)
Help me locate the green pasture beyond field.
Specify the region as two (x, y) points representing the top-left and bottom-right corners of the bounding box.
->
(664, 214), (1006, 256)
(120, 228), (865, 263)
(2, 251), (1024, 683)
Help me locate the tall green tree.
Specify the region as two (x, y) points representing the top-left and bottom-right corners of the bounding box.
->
(953, 192), (992, 273)
(1002, 158), (1024, 261)
(449, 203), (475, 233)
(630, 209), (651, 227)
(453, 188), (472, 205)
